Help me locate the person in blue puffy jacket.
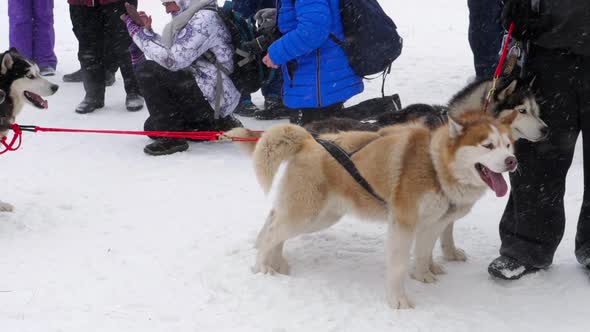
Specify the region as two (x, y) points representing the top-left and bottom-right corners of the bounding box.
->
(263, 0), (364, 125)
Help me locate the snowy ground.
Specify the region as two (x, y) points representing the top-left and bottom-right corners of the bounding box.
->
(1, 1), (589, 331)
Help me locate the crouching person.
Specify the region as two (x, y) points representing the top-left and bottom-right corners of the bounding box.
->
(263, 0), (364, 125)
(123, 0), (242, 156)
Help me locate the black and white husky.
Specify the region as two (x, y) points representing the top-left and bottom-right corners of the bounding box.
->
(307, 78), (549, 143)
(0, 48), (59, 212)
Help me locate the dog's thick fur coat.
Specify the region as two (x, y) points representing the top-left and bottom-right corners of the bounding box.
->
(230, 107), (517, 309)
(0, 48), (58, 212)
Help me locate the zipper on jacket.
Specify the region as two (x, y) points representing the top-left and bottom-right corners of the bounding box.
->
(316, 49), (322, 107)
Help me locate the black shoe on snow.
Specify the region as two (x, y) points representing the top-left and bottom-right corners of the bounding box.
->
(488, 255), (539, 280)
(144, 138), (189, 156)
(64, 69), (116, 86)
(75, 96), (104, 114)
(63, 69), (83, 83)
(234, 100), (259, 117)
(39, 67), (56, 77)
(214, 114), (244, 131)
(255, 97), (291, 120)
(126, 93), (144, 112)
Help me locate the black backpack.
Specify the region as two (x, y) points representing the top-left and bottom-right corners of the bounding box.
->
(293, 0), (403, 78)
(206, 1), (270, 95)
(334, 0), (403, 77)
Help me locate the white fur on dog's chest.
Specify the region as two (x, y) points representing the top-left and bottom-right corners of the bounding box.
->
(418, 192), (452, 226)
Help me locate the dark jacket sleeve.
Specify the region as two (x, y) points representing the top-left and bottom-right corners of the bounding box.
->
(533, 0), (590, 56)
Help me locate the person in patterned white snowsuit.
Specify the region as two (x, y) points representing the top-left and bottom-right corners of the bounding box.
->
(124, 0), (242, 156)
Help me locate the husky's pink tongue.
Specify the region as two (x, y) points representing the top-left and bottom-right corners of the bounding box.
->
(489, 171), (508, 197)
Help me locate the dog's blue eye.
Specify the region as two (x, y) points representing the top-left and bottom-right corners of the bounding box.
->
(26, 74), (35, 79)
(518, 109), (526, 114)
(483, 143), (494, 150)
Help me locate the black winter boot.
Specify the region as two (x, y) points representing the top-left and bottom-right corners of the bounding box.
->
(75, 95), (105, 114)
(488, 255), (539, 280)
(214, 114), (244, 131)
(144, 138), (189, 156)
(64, 69), (116, 86)
(126, 93), (144, 112)
(63, 69), (83, 82)
(255, 96), (291, 120)
(234, 99), (260, 117)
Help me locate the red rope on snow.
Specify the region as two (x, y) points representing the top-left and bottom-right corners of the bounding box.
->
(0, 124), (262, 155)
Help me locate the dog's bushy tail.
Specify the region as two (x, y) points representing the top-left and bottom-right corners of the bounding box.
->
(253, 124), (312, 194)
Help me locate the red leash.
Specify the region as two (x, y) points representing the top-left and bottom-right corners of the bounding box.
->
(23, 125), (224, 140)
(0, 124), (23, 155)
(0, 124), (260, 155)
(484, 22), (515, 112)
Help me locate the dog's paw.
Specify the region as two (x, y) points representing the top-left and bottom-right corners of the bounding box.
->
(0, 201), (14, 212)
(251, 258), (290, 275)
(387, 294), (415, 310)
(272, 255), (290, 275)
(252, 263), (280, 275)
(443, 247), (467, 262)
(429, 262), (446, 275)
(411, 270), (437, 283)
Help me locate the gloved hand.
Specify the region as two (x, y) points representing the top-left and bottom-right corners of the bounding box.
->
(254, 8), (277, 32)
(501, 0), (551, 40)
(242, 34), (273, 55)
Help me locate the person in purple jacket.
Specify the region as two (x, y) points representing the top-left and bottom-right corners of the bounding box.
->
(8, 0), (58, 76)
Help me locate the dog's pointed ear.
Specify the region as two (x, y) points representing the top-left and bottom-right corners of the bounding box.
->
(497, 80), (518, 101)
(448, 115), (463, 138)
(500, 109), (518, 126)
(8, 47), (19, 54)
(1, 53), (14, 75)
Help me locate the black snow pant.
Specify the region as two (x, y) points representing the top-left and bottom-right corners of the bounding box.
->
(467, 0), (504, 78)
(73, 0), (137, 75)
(135, 61), (214, 132)
(69, 2), (139, 100)
(289, 103), (345, 126)
(499, 45), (590, 268)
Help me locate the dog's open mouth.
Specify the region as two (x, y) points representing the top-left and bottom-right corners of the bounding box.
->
(24, 91), (48, 109)
(475, 163), (508, 197)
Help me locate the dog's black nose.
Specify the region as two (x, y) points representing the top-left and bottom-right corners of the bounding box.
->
(541, 127), (550, 137)
(51, 84), (59, 93)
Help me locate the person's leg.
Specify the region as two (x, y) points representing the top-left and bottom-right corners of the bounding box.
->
(490, 48), (581, 279)
(70, 4), (106, 113)
(101, 2), (143, 111)
(137, 61), (212, 131)
(290, 103), (344, 126)
(575, 56), (590, 268)
(136, 61), (208, 155)
(32, 0), (58, 71)
(467, 0), (503, 79)
(340, 94), (402, 120)
(8, 0), (33, 60)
